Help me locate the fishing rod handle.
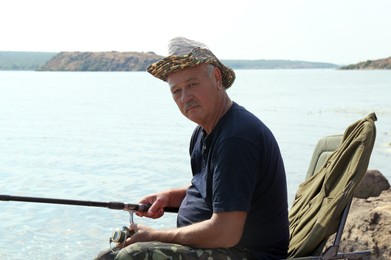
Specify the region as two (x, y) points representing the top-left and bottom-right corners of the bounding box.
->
(130, 204), (179, 213)
(137, 204), (150, 212)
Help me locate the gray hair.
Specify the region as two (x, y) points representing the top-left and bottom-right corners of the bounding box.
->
(206, 64), (215, 76)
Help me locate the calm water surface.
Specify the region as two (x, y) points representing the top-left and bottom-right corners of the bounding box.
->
(0, 70), (390, 259)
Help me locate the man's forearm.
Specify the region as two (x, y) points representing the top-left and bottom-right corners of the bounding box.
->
(152, 211), (246, 248)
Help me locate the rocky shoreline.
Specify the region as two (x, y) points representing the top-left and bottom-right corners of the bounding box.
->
(339, 56), (391, 70)
(326, 170), (391, 259)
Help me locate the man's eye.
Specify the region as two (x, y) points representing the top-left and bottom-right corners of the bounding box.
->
(173, 89), (181, 95)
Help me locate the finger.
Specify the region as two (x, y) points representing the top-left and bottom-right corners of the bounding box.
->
(135, 209), (161, 218)
(135, 211), (148, 217)
(147, 207), (164, 219)
(147, 199), (166, 213)
(138, 195), (157, 206)
(129, 223), (138, 232)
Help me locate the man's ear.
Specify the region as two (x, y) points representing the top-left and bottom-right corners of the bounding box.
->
(213, 67), (224, 89)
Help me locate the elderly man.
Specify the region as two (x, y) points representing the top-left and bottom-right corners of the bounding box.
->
(97, 37), (289, 260)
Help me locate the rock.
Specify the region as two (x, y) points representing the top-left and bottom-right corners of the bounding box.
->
(354, 170), (390, 199)
(338, 189), (391, 259)
(326, 170), (391, 259)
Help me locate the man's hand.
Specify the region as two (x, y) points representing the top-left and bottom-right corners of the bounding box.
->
(136, 193), (169, 219)
(119, 223), (155, 248)
(135, 187), (188, 219)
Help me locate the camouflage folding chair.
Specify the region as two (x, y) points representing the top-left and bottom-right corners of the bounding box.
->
(287, 113), (377, 259)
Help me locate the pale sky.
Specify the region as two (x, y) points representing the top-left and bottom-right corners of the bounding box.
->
(1, 0), (390, 65)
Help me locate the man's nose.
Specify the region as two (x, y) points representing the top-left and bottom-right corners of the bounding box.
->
(180, 89), (192, 103)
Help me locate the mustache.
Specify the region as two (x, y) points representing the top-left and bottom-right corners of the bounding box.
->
(183, 101), (198, 112)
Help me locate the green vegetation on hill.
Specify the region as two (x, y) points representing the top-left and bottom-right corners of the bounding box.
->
(340, 56), (391, 70)
(0, 51), (56, 70)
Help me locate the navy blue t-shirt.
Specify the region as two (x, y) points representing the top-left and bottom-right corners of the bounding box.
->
(177, 102), (289, 259)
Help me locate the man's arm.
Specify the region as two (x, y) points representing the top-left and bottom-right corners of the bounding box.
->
(130, 211), (247, 248)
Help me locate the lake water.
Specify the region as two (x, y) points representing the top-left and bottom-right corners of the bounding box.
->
(0, 70), (390, 259)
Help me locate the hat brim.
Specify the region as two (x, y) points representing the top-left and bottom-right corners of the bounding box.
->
(147, 47), (235, 89)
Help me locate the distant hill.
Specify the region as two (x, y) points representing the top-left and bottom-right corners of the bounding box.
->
(223, 59), (338, 69)
(0, 51), (56, 70)
(38, 51), (162, 71)
(1, 51), (339, 71)
(39, 52), (338, 71)
(340, 56), (391, 70)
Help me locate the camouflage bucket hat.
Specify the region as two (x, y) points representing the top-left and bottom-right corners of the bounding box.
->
(147, 37), (235, 89)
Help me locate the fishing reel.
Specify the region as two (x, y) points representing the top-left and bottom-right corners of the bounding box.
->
(109, 210), (136, 251)
(110, 226), (134, 243)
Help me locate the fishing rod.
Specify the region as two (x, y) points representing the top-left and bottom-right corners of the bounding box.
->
(0, 194), (179, 246)
(0, 194), (178, 213)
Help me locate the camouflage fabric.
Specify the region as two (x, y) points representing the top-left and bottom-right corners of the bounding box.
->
(95, 242), (253, 260)
(147, 37), (236, 89)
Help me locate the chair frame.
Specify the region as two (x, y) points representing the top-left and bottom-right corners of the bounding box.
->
(320, 198), (370, 260)
(289, 197), (370, 260)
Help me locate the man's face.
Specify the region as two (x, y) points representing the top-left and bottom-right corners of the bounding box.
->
(167, 64), (223, 128)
